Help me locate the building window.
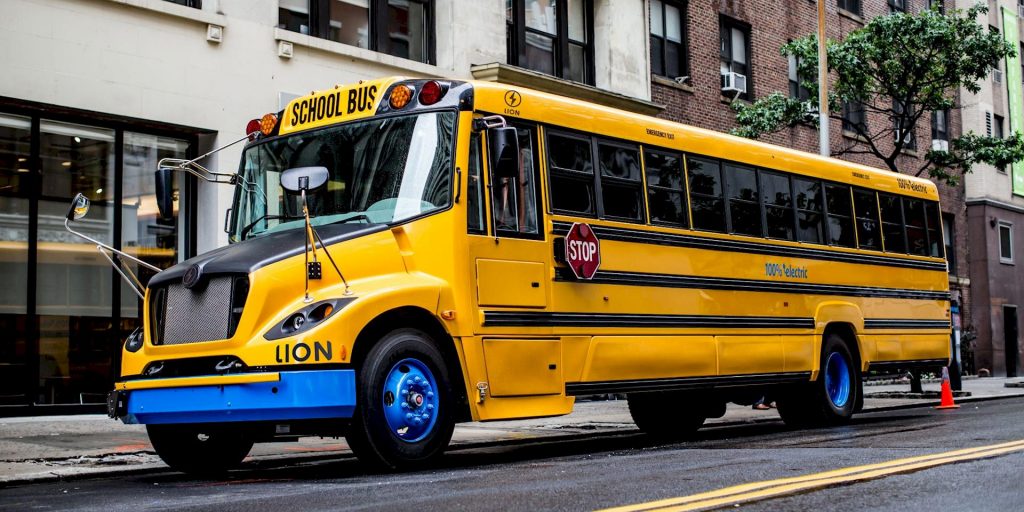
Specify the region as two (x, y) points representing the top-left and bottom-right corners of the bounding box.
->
(838, 0), (861, 15)
(942, 212), (955, 273)
(164, 0), (201, 7)
(1000, 221), (1014, 264)
(650, 0), (688, 80)
(893, 99), (916, 150)
(931, 109), (949, 142)
(842, 101), (866, 135)
(278, 0), (435, 64)
(994, 114), (1005, 139)
(788, 52), (810, 101)
(888, 0), (906, 13)
(719, 17), (751, 100)
(507, 0), (593, 85)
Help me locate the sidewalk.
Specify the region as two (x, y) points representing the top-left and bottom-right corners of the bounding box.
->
(2, 377), (1022, 485)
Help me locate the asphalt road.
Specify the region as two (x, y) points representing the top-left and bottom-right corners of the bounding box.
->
(2, 398), (1023, 512)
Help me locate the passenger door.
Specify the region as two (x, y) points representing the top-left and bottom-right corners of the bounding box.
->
(468, 122), (549, 312)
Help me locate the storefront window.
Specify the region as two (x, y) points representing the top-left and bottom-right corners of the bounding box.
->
(36, 121), (115, 405)
(0, 114), (31, 405)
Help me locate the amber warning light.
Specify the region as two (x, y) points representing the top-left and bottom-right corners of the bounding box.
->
(389, 84), (413, 109)
(260, 113), (279, 136)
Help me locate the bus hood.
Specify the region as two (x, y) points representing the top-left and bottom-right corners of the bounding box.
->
(149, 223), (389, 288)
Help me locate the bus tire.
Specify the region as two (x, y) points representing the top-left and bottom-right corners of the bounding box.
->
(777, 333), (860, 427)
(146, 424), (254, 476)
(627, 391), (707, 439)
(346, 328), (455, 470)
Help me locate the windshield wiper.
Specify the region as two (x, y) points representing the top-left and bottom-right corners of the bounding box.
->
(240, 214), (303, 239)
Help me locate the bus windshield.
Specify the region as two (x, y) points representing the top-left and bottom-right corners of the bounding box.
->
(232, 111), (456, 241)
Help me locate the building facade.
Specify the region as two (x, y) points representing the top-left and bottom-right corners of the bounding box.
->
(0, 0), (971, 414)
(958, 0), (1024, 377)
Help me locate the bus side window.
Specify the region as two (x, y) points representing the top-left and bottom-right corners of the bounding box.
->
(760, 170), (794, 240)
(644, 149), (688, 227)
(597, 141), (644, 222)
(793, 177), (823, 244)
(467, 133), (485, 234)
(824, 184), (855, 247)
(491, 124), (540, 236)
(725, 163), (762, 237)
(548, 131), (596, 216)
(903, 197), (928, 256)
(879, 193), (906, 253)
(687, 156), (725, 232)
(852, 188), (881, 250)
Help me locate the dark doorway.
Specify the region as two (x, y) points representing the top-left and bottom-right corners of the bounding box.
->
(1005, 305), (1019, 378)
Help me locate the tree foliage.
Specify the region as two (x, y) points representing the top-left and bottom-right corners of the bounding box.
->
(731, 5), (1024, 185)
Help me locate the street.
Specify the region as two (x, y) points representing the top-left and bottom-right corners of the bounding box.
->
(2, 397), (1022, 512)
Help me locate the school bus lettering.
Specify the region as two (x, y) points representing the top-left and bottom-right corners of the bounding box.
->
(287, 84), (380, 127)
(82, 77), (949, 476)
(275, 341), (333, 363)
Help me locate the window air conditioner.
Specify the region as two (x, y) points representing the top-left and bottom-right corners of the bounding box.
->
(721, 72), (748, 94)
(994, 69), (1003, 83)
(931, 139), (949, 152)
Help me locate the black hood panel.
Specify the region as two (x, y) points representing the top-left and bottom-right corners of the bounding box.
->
(149, 223), (388, 288)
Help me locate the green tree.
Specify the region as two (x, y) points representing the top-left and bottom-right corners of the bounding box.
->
(732, 5), (1024, 185)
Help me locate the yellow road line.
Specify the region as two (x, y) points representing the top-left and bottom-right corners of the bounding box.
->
(598, 439), (1024, 512)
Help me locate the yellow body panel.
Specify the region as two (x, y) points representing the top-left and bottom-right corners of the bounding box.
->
(121, 78), (950, 426)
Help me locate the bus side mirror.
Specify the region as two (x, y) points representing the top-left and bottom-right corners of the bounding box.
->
(489, 127), (520, 179)
(66, 193), (90, 221)
(155, 167), (174, 220)
(280, 166), (329, 193)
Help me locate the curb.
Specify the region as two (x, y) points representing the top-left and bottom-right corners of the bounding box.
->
(3, 392), (1023, 487)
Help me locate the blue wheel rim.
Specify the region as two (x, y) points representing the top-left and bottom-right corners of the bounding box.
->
(382, 358), (439, 443)
(824, 351), (851, 408)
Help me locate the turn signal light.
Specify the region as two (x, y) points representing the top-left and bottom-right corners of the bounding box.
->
(390, 84), (413, 109)
(260, 113), (279, 136)
(418, 80), (444, 105)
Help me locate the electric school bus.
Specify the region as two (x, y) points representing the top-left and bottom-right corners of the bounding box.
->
(66, 77), (951, 476)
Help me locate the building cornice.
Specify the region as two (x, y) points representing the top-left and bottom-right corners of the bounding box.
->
(965, 197), (1024, 215)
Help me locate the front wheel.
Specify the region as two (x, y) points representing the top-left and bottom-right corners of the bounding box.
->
(147, 424), (254, 476)
(346, 328), (455, 470)
(777, 333), (860, 427)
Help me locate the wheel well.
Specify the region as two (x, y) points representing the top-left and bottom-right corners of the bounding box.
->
(352, 307), (471, 422)
(823, 321), (863, 412)
(823, 322), (861, 365)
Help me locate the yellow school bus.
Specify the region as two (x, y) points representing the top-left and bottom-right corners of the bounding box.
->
(77, 77), (950, 475)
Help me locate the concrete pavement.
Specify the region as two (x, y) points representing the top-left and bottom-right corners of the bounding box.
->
(2, 376), (1022, 486)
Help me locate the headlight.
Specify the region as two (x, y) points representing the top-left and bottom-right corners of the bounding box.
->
(264, 298), (354, 340)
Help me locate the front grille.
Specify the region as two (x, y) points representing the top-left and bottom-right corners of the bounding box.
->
(150, 275), (249, 345)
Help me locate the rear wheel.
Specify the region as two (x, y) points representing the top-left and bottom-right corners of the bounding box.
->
(627, 391), (708, 439)
(777, 333), (860, 427)
(147, 424), (254, 476)
(346, 328), (455, 470)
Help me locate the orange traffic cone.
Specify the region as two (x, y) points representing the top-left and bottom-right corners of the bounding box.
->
(935, 366), (960, 410)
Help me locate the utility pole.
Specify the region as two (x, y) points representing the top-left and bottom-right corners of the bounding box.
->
(817, 0), (829, 157)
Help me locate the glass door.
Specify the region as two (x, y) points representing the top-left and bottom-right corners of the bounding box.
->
(0, 114), (32, 405)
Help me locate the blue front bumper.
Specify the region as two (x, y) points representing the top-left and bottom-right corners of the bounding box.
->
(122, 370), (356, 425)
